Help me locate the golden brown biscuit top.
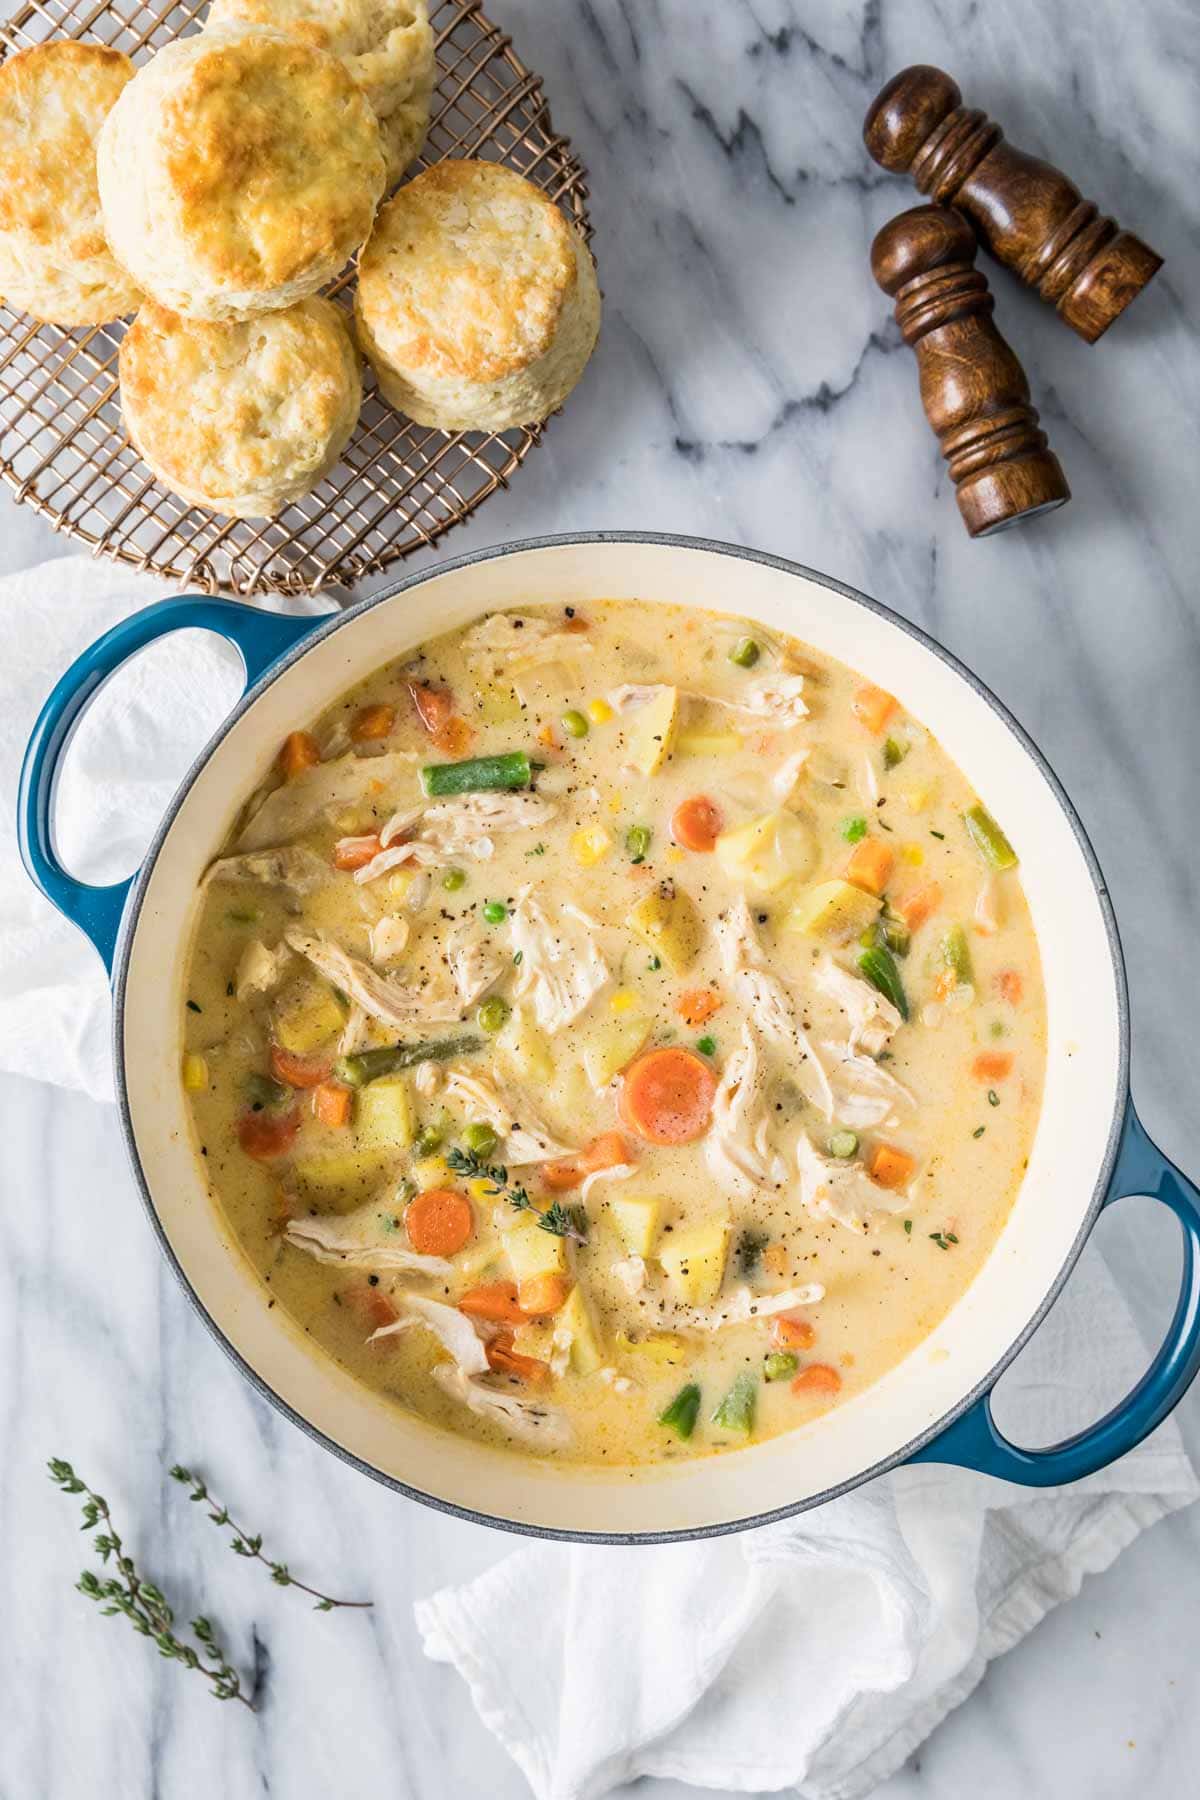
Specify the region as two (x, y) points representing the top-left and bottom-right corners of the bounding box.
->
(159, 33), (384, 291)
(0, 42), (133, 253)
(357, 161), (579, 383)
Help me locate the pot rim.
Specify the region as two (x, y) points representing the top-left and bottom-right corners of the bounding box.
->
(110, 530), (1131, 1542)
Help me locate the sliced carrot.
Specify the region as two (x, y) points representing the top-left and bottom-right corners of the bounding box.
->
(458, 1281), (527, 1325)
(996, 970), (1023, 1005)
(279, 731), (321, 780)
(333, 832), (383, 871)
(869, 1142), (917, 1189)
(270, 1044), (333, 1089)
(236, 1106), (300, 1161)
(972, 1050), (1014, 1082)
(541, 1132), (632, 1192)
(485, 1333), (551, 1384)
(405, 1187), (473, 1257)
(620, 1047), (717, 1146)
(670, 795), (724, 852)
(844, 837), (895, 896)
(517, 1271), (573, 1317)
(791, 1363), (842, 1397)
(342, 1278), (398, 1336)
(895, 881), (942, 931)
(676, 987), (722, 1027)
(312, 1080), (352, 1129)
(852, 684), (897, 735)
(773, 1315), (816, 1351)
(351, 702), (396, 742)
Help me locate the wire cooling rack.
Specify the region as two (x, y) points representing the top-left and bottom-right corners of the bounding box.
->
(0, 0), (592, 596)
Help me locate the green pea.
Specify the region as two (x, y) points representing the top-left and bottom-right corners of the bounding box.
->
(463, 1122), (498, 1159)
(413, 1124), (444, 1158)
(729, 637), (761, 668)
(561, 708), (589, 739)
(477, 997), (511, 1035)
(482, 900), (507, 924)
(442, 867), (467, 892)
(625, 824), (651, 865)
(829, 1129), (859, 1158)
(839, 816), (867, 843)
(763, 1351), (799, 1383)
(696, 1035), (717, 1057)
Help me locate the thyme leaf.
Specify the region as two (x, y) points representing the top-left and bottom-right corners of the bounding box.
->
(446, 1146), (589, 1242)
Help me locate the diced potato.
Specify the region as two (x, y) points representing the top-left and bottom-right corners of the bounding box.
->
(580, 1009), (653, 1087)
(606, 1193), (661, 1257)
(659, 1216), (731, 1306)
(559, 1285), (604, 1374)
(715, 810), (814, 895)
(274, 978), (345, 1055)
(512, 1320), (558, 1361)
(494, 1006), (553, 1086)
(785, 879), (882, 944)
(474, 684), (521, 725)
(615, 1330), (688, 1366)
(293, 1147), (393, 1205)
(354, 1075), (413, 1152)
(676, 729), (742, 757)
(503, 1211), (567, 1281)
(626, 882), (701, 973)
(548, 1057), (593, 1122)
(625, 686), (679, 776)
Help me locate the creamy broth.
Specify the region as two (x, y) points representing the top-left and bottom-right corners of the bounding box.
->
(182, 601), (1045, 1465)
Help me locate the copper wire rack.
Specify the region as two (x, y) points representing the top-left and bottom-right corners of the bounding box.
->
(0, 0), (592, 596)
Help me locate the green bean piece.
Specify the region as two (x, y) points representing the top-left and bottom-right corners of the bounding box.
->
(840, 815), (868, 843)
(659, 1382), (702, 1440)
(244, 1073), (290, 1112)
(442, 867), (467, 892)
(883, 736), (908, 770)
(420, 751), (540, 798)
(829, 1130), (859, 1159)
(477, 997), (511, 1035)
(963, 801), (1018, 870)
(939, 924), (974, 986)
(226, 906), (261, 925)
(857, 943), (909, 1020)
(561, 709), (589, 739)
(482, 900), (507, 925)
(863, 904), (911, 958)
(712, 1370), (757, 1437)
(625, 824), (652, 865)
(462, 1122), (498, 1159)
(729, 637), (761, 669)
(763, 1351), (799, 1383)
(333, 1034), (483, 1088)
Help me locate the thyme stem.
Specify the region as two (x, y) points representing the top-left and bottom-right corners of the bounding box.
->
(169, 1466), (372, 1611)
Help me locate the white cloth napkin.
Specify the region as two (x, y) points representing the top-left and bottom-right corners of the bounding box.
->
(0, 555), (330, 1101)
(417, 1247), (1197, 1800)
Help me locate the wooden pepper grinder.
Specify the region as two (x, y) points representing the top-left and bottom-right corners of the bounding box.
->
(872, 205), (1069, 536)
(864, 65), (1162, 343)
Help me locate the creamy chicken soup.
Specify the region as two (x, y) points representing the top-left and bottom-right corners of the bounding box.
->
(182, 602), (1045, 1465)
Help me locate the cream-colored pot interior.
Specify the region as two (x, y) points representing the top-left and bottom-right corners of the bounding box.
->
(118, 538), (1125, 1538)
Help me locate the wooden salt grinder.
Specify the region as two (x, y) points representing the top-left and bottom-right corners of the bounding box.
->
(871, 205), (1069, 537)
(863, 65), (1162, 343)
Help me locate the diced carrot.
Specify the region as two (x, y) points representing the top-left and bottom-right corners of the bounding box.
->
(541, 1156), (583, 1192)
(791, 1363), (842, 1397)
(676, 987), (722, 1027)
(762, 1243), (789, 1277)
(852, 684), (897, 735)
(562, 614), (590, 634)
(996, 970), (1023, 1005)
(407, 682), (473, 756)
(517, 1272), (573, 1317)
(351, 702), (396, 742)
(333, 833), (382, 871)
(433, 715), (474, 756)
(541, 1132), (632, 1192)
(312, 1081), (352, 1129)
(405, 1187), (473, 1257)
(458, 1282), (527, 1325)
(773, 1315), (816, 1351)
(670, 795), (724, 852)
(868, 1142), (917, 1190)
(536, 722), (560, 751)
(972, 1050), (1014, 1082)
(342, 1278), (398, 1335)
(236, 1106), (300, 1161)
(620, 1047), (717, 1145)
(845, 838), (895, 896)
(270, 1044), (333, 1089)
(485, 1333), (551, 1384)
(932, 968), (957, 1001)
(895, 881), (942, 931)
(279, 731), (320, 780)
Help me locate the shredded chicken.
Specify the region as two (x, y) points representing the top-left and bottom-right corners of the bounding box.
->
(236, 751), (417, 851)
(733, 673), (808, 725)
(771, 748), (811, 804)
(462, 613), (594, 672)
(821, 1042), (914, 1129)
(369, 1294), (489, 1374)
(442, 1067), (573, 1164)
(422, 793), (558, 848)
(431, 1362), (573, 1448)
(704, 1022), (786, 1199)
(714, 900), (835, 1116)
(442, 921), (505, 1007)
(611, 1255), (647, 1296)
(412, 1059), (444, 1100)
(813, 954), (902, 1056)
(284, 1207), (452, 1276)
(509, 889), (610, 1033)
(795, 1132), (908, 1231)
(663, 1282), (825, 1334)
(205, 845), (329, 894)
(353, 840), (444, 884)
(285, 929), (461, 1030)
(234, 938), (290, 1001)
(579, 1161), (636, 1202)
(379, 804), (428, 848)
(369, 915), (410, 964)
(974, 874), (1003, 935)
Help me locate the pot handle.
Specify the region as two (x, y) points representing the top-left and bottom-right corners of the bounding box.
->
(17, 596), (323, 972)
(909, 1098), (1200, 1485)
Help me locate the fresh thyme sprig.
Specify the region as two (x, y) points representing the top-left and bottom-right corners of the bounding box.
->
(446, 1145), (588, 1243)
(48, 1459), (253, 1710)
(169, 1466), (371, 1611)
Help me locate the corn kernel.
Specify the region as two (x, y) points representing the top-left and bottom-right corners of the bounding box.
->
(609, 988), (638, 1014)
(387, 869), (415, 901)
(587, 698), (614, 725)
(571, 824), (613, 867)
(182, 1053), (208, 1091)
(901, 842), (925, 867)
(900, 783), (935, 814)
(666, 846), (685, 864)
(607, 792), (623, 814)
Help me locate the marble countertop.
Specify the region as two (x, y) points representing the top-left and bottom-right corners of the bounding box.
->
(3, 0), (1199, 1794)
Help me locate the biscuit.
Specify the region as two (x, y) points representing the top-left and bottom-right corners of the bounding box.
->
(206, 0), (434, 188)
(119, 296), (362, 516)
(354, 161), (600, 431)
(0, 42), (141, 327)
(97, 24), (386, 321)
